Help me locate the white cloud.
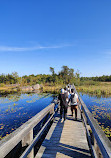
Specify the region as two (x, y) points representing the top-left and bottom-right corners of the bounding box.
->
(103, 50), (111, 59)
(104, 50), (111, 55)
(107, 52), (111, 55)
(0, 44), (73, 52)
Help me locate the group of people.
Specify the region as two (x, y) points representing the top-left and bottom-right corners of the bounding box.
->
(58, 85), (79, 122)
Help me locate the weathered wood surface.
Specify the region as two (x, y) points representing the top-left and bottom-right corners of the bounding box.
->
(73, 85), (111, 157)
(36, 107), (91, 158)
(0, 103), (54, 158)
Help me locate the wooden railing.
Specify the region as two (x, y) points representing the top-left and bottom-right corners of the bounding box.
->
(0, 100), (59, 158)
(0, 85), (111, 158)
(72, 84), (111, 158)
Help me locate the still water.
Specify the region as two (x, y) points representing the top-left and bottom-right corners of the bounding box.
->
(80, 93), (111, 140)
(0, 92), (111, 140)
(0, 93), (54, 139)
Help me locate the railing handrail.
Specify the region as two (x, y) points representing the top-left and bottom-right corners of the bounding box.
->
(72, 84), (111, 158)
(0, 103), (55, 158)
(20, 111), (55, 158)
(1, 85), (111, 158)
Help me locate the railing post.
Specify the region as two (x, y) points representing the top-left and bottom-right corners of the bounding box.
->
(50, 103), (54, 114)
(80, 104), (83, 120)
(22, 129), (34, 158)
(72, 84), (111, 158)
(50, 104), (54, 122)
(94, 138), (103, 158)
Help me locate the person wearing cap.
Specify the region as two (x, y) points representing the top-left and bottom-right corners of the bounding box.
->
(58, 88), (68, 122)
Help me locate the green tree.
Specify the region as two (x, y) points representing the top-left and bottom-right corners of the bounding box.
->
(50, 67), (55, 76)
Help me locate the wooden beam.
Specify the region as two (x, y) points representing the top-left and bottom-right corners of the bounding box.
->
(0, 103), (54, 158)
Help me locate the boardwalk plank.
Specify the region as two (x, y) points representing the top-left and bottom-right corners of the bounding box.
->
(35, 107), (91, 158)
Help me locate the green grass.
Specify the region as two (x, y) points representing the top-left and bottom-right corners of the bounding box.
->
(0, 82), (111, 96)
(76, 82), (111, 96)
(42, 84), (63, 94)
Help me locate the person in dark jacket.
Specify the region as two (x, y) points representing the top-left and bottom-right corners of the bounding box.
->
(64, 87), (69, 101)
(58, 88), (68, 122)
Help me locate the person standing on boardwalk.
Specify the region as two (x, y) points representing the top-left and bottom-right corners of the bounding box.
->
(58, 88), (68, 122)
(69, 88), (79, 120)
(64, 87), (69, 102)
(67, 85), (71, 94)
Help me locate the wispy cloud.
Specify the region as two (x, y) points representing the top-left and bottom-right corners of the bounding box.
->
(104, 49), (111, 55)
(103, 50), (111, 57)
(102, 50), (111, 59)
(0, 44), (73, 52)
(106, 51), (111, 55)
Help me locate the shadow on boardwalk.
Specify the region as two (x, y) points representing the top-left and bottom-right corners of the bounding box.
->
(37, 113), (91, 158)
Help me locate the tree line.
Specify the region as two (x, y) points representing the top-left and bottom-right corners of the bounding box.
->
(0, 66), (80, 86)
(80, 75), (111, 82)
(0, 66), (111, 87)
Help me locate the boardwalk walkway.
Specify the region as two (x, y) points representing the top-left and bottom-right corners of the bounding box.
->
(36, 107), (91, 158)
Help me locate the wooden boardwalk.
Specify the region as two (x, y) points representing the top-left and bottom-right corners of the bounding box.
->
(36, 107), (91, 158)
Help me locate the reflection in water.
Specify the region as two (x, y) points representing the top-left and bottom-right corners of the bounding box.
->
(0, 92), (110, 141)
(0, 93), (54, 140)
(80, 93), (111, 140)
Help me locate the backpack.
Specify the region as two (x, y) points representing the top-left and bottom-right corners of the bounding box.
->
(70, 93), (76, 104)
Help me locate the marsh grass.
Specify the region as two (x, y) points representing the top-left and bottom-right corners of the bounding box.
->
(76, 82), (111, 96)
(0, 85), (21, 95)
(42, 82), (111, 96)
(0, 82), (111, 96)
(42, 84), (64, 94)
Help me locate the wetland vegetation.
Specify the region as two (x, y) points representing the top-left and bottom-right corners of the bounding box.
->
(0, 66), (111, 140)
(0, 66), (111, 96)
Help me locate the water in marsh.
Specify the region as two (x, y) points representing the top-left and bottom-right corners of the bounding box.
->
(80, 93), (111, 140)
(0, 92), (54, 140)
(0, 92), (111, 141)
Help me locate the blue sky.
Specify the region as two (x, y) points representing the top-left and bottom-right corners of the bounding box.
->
(0, 0), (111, 77)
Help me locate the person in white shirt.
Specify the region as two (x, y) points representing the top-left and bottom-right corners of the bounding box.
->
(67, 85), (71, 94)
(69, 88), (79, 120)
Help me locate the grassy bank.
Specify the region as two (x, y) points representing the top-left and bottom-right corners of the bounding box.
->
(0, 82), (111, 96)
(0, 86), (20, 95)
(42, 82), (111, 96)
(42, 84), (63, 94)
(76, 82), (111, 96)
(0, 84), (62, 95)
